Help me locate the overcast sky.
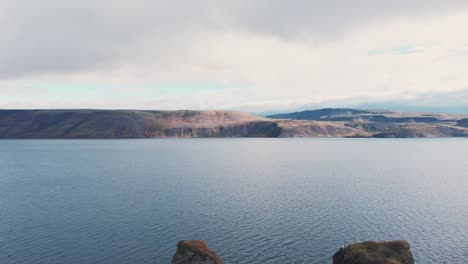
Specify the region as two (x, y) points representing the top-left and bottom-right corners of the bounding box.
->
(1, 0), (468, 112)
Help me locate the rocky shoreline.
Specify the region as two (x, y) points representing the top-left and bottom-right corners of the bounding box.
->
(171, 240), (414, 264)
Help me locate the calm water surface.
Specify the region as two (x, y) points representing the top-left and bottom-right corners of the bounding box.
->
(1, 139), (467, 264)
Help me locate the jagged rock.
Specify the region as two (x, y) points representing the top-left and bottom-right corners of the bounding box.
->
(171, 240), (222, 264)
(333, 240), (414, 264)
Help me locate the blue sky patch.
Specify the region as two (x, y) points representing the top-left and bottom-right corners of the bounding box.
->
(368, 45), (424, 56)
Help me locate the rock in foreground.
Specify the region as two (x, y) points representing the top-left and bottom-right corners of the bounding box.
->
(172, 240), (222, 264)
(333, 240), (414, 264)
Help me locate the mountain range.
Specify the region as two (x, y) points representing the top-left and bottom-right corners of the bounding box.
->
(1, 108), (467, 138)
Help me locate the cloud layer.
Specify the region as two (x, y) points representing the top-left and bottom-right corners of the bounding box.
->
(1, 0), (468, 112)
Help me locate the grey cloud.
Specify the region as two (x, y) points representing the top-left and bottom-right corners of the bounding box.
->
(1, 0), (467, 78)
(235, 0), (468, 37)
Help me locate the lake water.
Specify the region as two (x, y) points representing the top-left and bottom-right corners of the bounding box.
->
(1, 139), (467, 264)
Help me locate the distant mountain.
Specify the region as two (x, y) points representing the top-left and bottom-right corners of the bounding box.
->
(267, 108), (468, 137)
(266, 108), (373, 120)
(0, 110), (281, 138)
(0, 108), (467, 138)
(266, 108), (449, 123)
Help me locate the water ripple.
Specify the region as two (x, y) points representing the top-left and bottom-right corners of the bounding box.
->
(1, 139), (468, 264)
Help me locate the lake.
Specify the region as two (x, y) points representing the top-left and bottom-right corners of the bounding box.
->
(1, 139), (467, 264)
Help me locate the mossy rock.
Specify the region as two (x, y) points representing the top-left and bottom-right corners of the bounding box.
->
(333, 240), (414, 264)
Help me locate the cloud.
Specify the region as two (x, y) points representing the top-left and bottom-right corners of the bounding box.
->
(1, 1), (468, 111)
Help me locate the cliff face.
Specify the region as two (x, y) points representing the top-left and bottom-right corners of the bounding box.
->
(333, 241), (414, 264)
(0, 110), (278, 139)
(0, 109), (364, 138)
(1, 108), (467, 138)
(163, 121), (281, 138)
(277, 120), (369, 137)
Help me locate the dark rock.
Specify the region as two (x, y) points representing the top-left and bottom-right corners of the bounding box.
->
(172, 240), (222, 264)
(333, 240), (414, 264)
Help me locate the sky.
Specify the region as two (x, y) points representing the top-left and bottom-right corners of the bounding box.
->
(1, 0), (468, 113)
